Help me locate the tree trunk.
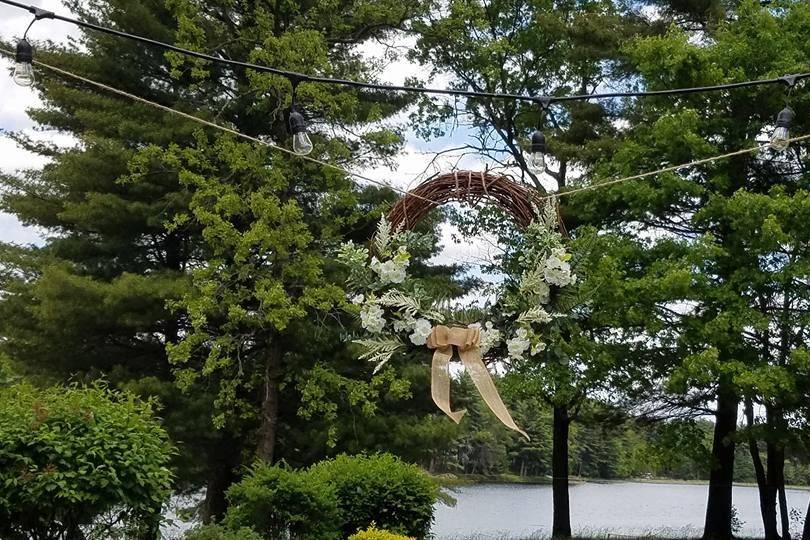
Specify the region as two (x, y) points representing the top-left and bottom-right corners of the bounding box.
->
(779, 483), (791, 540)
(257, 344), (283, 463)
(766, 440), (782, 540)
(202, 434), (242, 523)
(746, 398), (779, 540)
(802, 496), (810, 540)
(703, 382), (739, 540)
(767, 405), (791, 540)
(552, 405), (572, 539)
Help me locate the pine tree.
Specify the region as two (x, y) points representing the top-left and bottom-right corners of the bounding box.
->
(0, 0), (223, 508)
(0, 0), (430, 521)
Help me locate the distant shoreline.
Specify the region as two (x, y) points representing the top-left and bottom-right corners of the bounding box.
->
(433, 473), (810, 491)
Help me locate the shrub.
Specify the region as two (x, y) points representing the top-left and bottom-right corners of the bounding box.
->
(0, 383), (173, 539)
(184, 524), (263, 540)
(307, 453), (439, 538)
(223, 464), (341, 539)
(349, 525), (415, 540)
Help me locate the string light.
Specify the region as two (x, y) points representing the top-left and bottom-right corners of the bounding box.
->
(1, 0), (809, 106)
(12, 38), (34, 86)
(3, 47), (810, 207)
(770, 107), (795, 151)
(288, 106), (313, 156)
(529, 131), (546, 174)
(2, 0), (809, 158)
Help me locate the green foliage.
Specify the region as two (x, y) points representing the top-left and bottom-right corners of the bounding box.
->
(0, 383), (173, 539)
(184, 524), (263, 540)
(307, 454), (439, 538)
(349, 525), (415, 540)
(223, 464), (340, 540)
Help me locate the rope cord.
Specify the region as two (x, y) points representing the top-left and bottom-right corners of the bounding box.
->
(2, 49), (808, 208)
(549, 135), (810, 200)
(0, 47), (437, 204)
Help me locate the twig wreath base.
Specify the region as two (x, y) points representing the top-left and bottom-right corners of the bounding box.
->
(339, 171), (579, 440)
(388, 171), (545, 231)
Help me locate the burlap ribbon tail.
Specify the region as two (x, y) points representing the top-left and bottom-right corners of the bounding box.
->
(427, 325), (529, 440)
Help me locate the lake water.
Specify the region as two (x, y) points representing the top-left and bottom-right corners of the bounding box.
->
(432, 482), (809, 539)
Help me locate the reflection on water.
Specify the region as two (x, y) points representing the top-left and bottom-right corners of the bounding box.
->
(432, 482), (809, 539)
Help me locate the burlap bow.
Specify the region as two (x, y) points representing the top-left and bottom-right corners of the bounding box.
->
(427, 325), (529, 440)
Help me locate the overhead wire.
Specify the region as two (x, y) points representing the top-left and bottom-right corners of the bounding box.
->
(549, 135), (810, 200)
(1, 0), (809, 106)
(2, 47), (806, 206)
(0, 47), (437, 204)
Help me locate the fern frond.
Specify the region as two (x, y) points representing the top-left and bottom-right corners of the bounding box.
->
(374, 216), (392, 256)
(378, 290), (421, 317)
(353, 337), (404, 372)
(517, 307), (552, 325)
(535, 198), (556, 230)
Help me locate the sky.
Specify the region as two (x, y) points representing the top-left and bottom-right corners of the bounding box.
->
(0, 0), (75, 245)
(0, 1), (517, 269)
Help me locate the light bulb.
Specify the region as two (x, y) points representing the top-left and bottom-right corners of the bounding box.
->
(529, 130), (547, 174)
(770, 126), (790, 151)
(288, 107), (313, 156)
(530, 151), (546, 173)
(13, 39), (34, 88)
(770, 107), (794, 152)
(292, 131), (313, 155)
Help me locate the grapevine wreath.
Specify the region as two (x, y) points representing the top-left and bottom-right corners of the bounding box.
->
(338, 172), (580, 439)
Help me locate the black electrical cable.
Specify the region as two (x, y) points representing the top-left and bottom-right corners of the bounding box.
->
(2, 0), (809, 105)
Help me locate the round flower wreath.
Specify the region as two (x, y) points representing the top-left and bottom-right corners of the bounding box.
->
(338, 201), (578, 369)
(337, 200), (580, 436)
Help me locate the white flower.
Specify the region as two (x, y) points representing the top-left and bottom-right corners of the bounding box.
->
(360, 304), (386, 334)
(544, 256), (574, 287)
(473, 321), (502, 355)
(531, 342), (547, 356)
(506, 328), (531, 360)
(351, 294), (365, 305)
(393, 315), (416, 333)
(371, 257), (409, 284)
(409, 318), (433, 346)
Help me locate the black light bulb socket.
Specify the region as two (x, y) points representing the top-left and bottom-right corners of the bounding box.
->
(288, 108), (307, 135)
(15, 39), (33, 64)
(775, 106), (795, 128)
(531, 130), (546, 153)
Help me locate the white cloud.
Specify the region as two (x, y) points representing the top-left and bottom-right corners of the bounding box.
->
(430, 221), (502, 268)
(1, 0), (77, 247)
(357, 34), (452, 89)
(0, 213), (45, 246)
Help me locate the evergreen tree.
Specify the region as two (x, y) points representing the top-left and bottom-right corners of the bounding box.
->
(0, 0), (431, 521)
(0, 0), (222, 510)
(150, 0), (435, 515)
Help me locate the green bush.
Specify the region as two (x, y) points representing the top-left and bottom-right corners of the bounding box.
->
(0, 383), (173, 539)
(223, 464), (341, 540)
(184, 524), (263, 540)
(307, 454), (439, 538)
(349, 525), (415, 540)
